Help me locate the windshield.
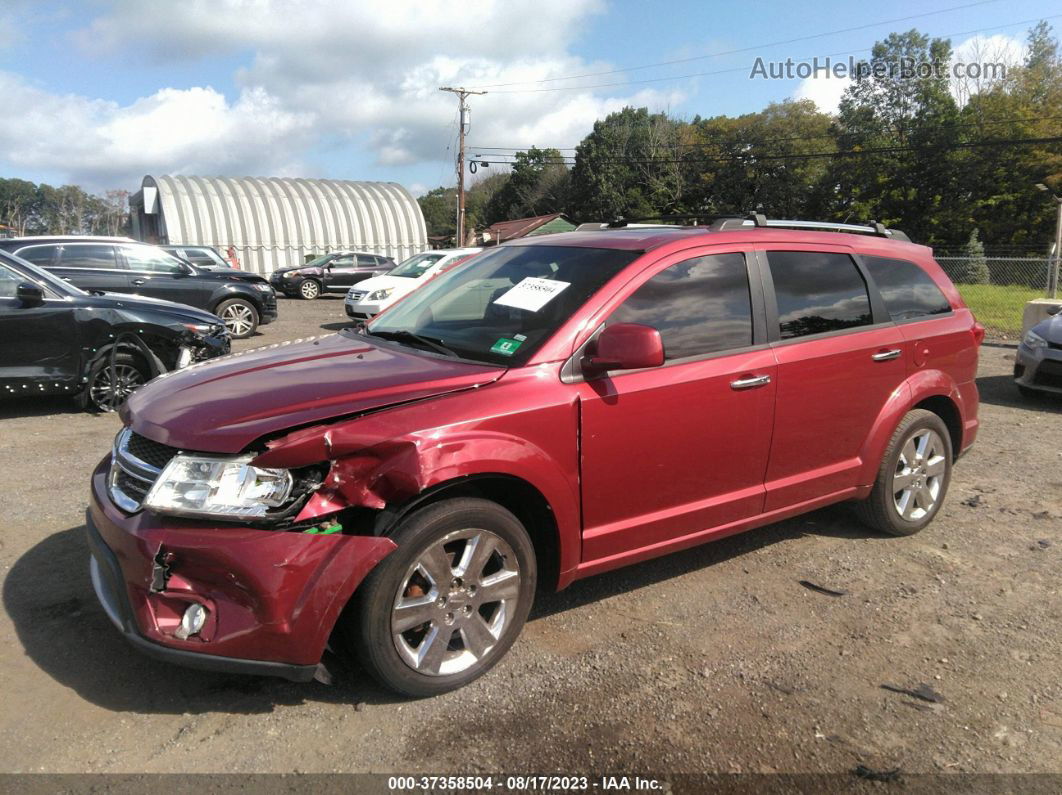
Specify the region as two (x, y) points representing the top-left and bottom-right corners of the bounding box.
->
(1, 251), (85, 297)
(364, 245), (638, 365)
(301, 253), (334, 269)
(389, 252), (446, 278)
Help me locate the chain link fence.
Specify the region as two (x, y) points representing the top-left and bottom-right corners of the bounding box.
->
(935, 256), (1058, 338)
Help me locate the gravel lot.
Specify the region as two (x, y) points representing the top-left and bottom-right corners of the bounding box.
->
(0, 294), (1059, 779)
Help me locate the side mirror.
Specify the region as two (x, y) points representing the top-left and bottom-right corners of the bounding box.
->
(584, 323), (664, 373)
(1047, 304), (1062, 316)
(16, 282), (44, 306)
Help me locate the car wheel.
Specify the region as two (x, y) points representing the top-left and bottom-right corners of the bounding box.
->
(854, 409), (953, 536)
(298, 279), (322, 300)
(216, 298), (259, 338)
(85, 352), (149, 412)
(343, 497), (536, 697)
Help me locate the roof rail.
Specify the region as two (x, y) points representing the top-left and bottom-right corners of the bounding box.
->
(710, 214), (911, 242)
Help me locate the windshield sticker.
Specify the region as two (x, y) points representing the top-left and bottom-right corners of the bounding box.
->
(492, 277), (570, 312)
(490, 337), (524, 356)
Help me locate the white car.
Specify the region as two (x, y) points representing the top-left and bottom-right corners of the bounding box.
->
(344, 248), (481, 321)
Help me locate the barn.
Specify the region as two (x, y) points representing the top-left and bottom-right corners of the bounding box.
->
(129, 175), (427, 276)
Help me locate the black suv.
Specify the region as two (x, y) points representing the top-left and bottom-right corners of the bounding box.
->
(270, 250), (394, 299)
(0, 250), (229, 411)
(0, 237), (277, 338)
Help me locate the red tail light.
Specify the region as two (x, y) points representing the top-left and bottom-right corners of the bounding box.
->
(972, 322), (986, 346)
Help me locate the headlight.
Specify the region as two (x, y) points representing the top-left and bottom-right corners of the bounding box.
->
(182, 322), (213, 333)
(144, 455), (293, 519)
(284, 271), (300, 278)
(368, 288), (394, 301)
(1023, 330), (1047, 349)
(252, 282), (273, 292)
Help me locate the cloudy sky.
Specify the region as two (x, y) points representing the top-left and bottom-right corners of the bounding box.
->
(0, 0), (1047, 197)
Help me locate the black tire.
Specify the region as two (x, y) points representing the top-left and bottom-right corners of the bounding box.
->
(83, 352), (150, 412)
(854, 409), (953, 536)
(342, 498), (537, 697)
(215, 297), (259, 338)
(298, 278), (322, 300)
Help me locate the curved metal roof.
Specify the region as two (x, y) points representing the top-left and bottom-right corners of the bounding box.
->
(142, 175), (427, 275)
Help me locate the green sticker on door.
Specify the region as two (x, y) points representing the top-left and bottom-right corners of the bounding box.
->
(490, 337), (523, 356)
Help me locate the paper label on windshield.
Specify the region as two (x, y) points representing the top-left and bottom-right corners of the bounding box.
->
(492, 277), (570, 312)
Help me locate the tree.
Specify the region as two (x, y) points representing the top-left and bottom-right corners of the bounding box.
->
(417, 187), (456, 239)
(0, 178), (40, 235)
(485, 147), (569, 223)
(957, 228), (991, 283)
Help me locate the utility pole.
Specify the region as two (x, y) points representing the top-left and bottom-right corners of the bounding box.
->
(440, 86), (486, 247)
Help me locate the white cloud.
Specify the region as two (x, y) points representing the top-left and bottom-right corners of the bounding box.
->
(0, 0), (681, 190)
(792, 72), (849, 115)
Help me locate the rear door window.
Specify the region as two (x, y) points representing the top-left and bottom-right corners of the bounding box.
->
(121, 245), (185, 273)
(608, 252), (753, 360)
(57, 244), (119, 270)
(766, 251), (872, 339)
(863, 256), (952, 320)
(15, 245), (59, 268)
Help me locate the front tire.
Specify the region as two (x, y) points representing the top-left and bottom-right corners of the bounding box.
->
(854, 409), (953, 536)
(342, 498), (536, 697)
(298, 278), (322, 300)
(215, 298), (259, 338)
(84, 352), (149, 412)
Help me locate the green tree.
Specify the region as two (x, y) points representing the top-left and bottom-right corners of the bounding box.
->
(485, 147), (569, 223)
(957, 228), (991, 283)
(417, 187), (456, 239)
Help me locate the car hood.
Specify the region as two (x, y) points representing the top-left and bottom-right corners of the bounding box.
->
(1033, 312), (1062, 343)
(351, 274), (419, 295)
(123, 332), (504, 453)
(81, 292), (222, 325)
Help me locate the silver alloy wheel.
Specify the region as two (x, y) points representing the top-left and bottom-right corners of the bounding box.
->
(300, 280), (320, 299)
(220, 302), (254, 336)
(892, 428), (947, 521)
(89, 364), (144, 411)
(391, 528), (521, 677)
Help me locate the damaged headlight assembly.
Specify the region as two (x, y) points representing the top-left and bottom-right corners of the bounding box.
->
(144, 455), (294, 519)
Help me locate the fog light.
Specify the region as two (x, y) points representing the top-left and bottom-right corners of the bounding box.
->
(177, 603), (208, 639)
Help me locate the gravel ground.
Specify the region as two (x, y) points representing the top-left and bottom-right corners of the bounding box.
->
(0, 294), (1059, 780)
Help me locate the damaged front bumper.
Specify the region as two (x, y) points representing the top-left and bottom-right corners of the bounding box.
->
(86, 459), (396, 681)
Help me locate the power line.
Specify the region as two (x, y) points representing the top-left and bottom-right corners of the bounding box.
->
(464, 0), (1003, 89)
(483, 13), (1061, 94)
(471, 114), (1062, 154)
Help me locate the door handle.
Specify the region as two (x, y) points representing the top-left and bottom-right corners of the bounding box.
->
(730, 374), (771, 390)
(131, 278), (146, 286)
(871, 349), (902, 361)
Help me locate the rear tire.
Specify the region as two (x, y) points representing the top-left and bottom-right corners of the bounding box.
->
(298, 279), (322, 300)
(215, 298), (259, 338)
(341, 498), (536, 697)
(854, 409), (953, 536)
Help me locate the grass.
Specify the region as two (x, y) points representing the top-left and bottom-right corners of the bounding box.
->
(954, 283), (1046, 338)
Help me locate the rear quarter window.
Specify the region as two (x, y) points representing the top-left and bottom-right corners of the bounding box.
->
(863, 256), (952, 321)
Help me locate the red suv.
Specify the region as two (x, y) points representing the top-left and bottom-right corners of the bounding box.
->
(86, 217), (983, 696)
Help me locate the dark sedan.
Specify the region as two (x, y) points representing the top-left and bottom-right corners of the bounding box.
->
(269, 250), (395, 299)
(0, 250), (229, 411)
(0, 237), (277, 338)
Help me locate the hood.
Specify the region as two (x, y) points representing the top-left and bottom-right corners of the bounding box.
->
(349, 274), (416, 295)
(1033, 311), (1062, 343)
(123, 332), (503, 453)
(84, 292), (222, 325)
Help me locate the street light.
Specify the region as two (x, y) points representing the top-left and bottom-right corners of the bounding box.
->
(1037, 183), (1062, 298)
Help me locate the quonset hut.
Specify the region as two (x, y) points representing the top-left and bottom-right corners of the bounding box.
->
(130, 175), (427, 276)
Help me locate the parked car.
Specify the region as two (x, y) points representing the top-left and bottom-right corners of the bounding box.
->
(0, 250), (229, 411)
(161, 245), (234, 271)
(86, 218), (983, 697)
(1014, 304), (1062, 397)
(269, 251), (395, 299)
(345, 248), (482, 321)
(0, 236), (276, 338)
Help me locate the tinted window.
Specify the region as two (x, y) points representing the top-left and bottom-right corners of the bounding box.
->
(331, 256), (354, 267)
(122, 245), (185, 273)
(767, 251), (872, 339)
(863, 256), (951, 320)
(58, 244), (118, 270)
(0, 261), (22, 297)
(357, 255), (378, 267)
(608, 253), (753, 359)
(16, 245), (59, 267)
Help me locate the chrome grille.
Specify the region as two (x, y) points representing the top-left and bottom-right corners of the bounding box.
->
(348, 290), (367, 301)
(108, 428), (178, 512)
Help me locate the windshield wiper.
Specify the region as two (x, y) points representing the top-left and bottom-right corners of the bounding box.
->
(367, 329), (459, 358)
